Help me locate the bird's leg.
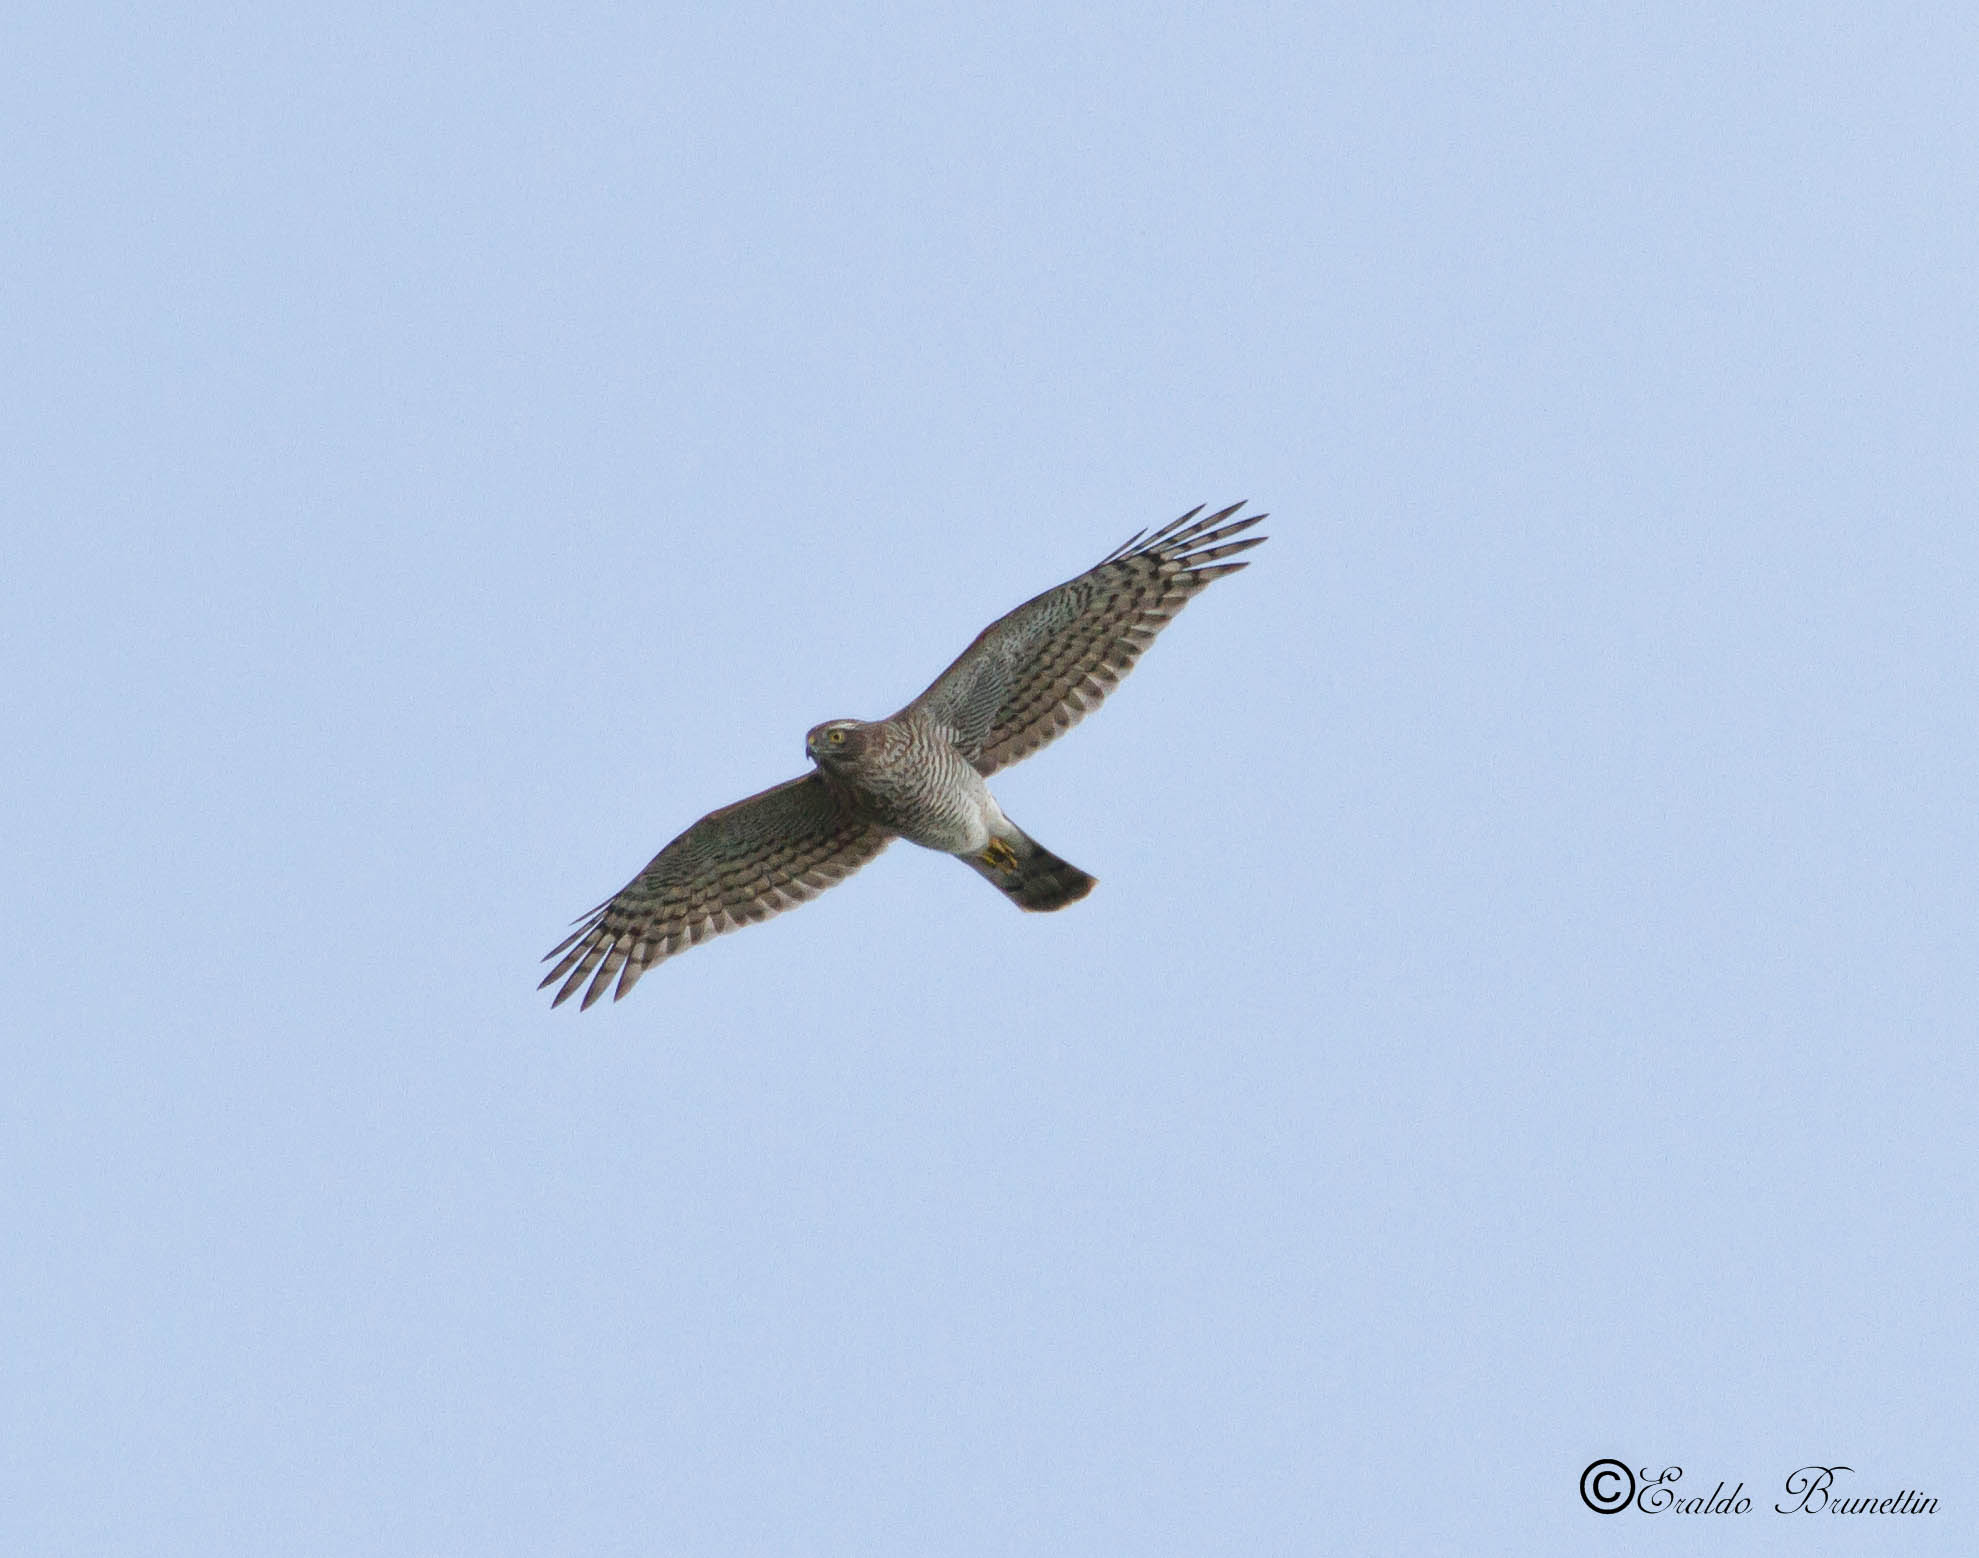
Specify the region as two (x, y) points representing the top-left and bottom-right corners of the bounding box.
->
(978, 837), (1021, 875)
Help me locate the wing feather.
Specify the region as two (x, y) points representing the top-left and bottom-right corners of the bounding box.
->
(540, 773), (889, 1008)
(902, 502), (1266, 776)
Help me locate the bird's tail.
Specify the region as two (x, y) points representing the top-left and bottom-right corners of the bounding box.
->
(963, 822), (1097, 912)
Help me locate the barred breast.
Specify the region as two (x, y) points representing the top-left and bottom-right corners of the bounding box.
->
(847, 716), (998, 855)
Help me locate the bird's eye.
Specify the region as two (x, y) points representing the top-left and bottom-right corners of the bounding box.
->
(827, 729), (845, 744)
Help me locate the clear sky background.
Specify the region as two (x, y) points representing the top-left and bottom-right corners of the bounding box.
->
(7, 4), (1975, 1553)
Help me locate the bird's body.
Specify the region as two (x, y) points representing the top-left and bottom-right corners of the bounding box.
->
(542, 502), (1265, 1008)
(807, 714), (1096, 911)
(806, 717), (998, 855)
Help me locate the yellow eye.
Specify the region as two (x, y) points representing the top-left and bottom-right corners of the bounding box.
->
(827, 728), (845, 744)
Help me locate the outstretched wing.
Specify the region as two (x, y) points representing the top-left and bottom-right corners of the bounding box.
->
(903, 503), (1266, 777)
(540, 773), (890, 1009)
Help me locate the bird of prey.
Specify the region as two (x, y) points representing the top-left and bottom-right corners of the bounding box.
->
(541, 502), (1266, 1007)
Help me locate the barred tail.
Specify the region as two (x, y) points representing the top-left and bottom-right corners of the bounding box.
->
(963, 823), (1097, 912)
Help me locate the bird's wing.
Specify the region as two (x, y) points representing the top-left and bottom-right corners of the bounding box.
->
(540, 772), (889, 1008)
(901, 503), (1265, 777)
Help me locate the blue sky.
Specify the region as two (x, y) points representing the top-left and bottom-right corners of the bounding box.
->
(7, 4), (1975, 1552)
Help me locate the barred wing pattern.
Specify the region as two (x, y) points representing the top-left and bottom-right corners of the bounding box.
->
(539, 773), (890, 1008)
(903, 503), (1266, 777)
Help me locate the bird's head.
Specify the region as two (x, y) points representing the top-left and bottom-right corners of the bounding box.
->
(806, 719), (868, 768)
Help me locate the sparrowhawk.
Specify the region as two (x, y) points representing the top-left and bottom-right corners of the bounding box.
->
(542, 502), (1265, 1007)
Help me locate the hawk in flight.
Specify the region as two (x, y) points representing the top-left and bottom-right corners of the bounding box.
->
(542, 502), (1266, 1007)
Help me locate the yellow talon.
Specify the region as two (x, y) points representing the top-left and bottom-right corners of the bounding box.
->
(981, 838), (1020, 874)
